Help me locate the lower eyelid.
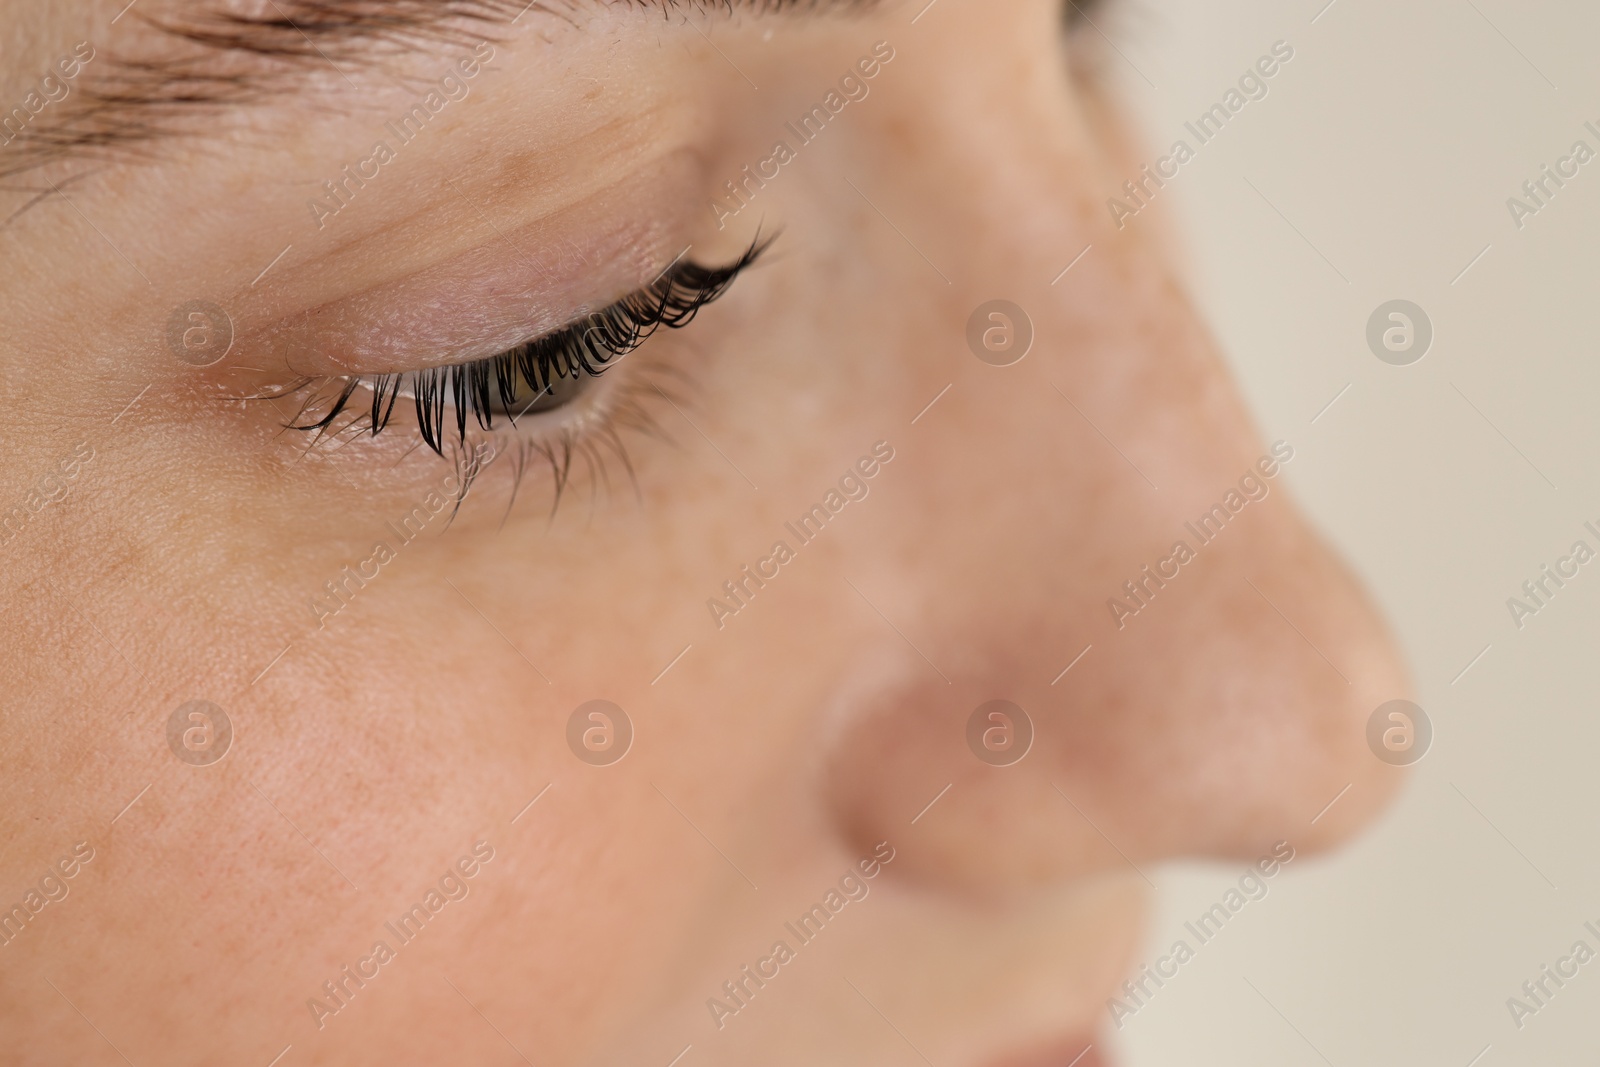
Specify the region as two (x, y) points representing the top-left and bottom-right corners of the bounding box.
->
(275, 339), (703, 526)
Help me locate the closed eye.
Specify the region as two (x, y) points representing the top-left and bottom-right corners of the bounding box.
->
(291, 233), (772, 455)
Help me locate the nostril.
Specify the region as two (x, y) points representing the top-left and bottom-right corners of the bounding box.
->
(823, 680), (1125, 900)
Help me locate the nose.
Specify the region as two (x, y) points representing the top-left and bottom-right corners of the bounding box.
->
(819, 0), (1411, 897)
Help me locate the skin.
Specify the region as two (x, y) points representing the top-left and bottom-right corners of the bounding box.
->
(0, 2), (1410, 1065)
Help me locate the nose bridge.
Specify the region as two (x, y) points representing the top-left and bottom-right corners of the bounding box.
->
(850, 7), (1236, 465)
(822, 4), (1096, 285)
(817, 13), (1411, 898)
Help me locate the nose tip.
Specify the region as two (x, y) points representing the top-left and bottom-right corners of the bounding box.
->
(822, 495), (1411, 899)
(1108, 514), (1413, 861)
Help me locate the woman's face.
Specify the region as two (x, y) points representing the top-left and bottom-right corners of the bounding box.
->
(0, 1), (1409, 1064)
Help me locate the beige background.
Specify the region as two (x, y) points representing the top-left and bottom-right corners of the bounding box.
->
(1096, 0), (1600, 1063)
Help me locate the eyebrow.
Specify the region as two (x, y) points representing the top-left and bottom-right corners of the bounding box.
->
(0, 0), (870, 193)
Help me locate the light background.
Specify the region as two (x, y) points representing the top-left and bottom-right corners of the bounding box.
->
(1097, 0), (1600, 1064)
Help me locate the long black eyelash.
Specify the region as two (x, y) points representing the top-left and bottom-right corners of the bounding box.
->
(297, 233), (771, 455)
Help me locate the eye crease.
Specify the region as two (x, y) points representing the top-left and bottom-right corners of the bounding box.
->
(293, 233), (772, 455)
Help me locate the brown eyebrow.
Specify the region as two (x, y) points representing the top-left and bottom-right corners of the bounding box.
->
(0, 0), (872, 203)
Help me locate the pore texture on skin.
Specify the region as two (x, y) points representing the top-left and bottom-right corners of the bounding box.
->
(0, 2), (1416, 1066)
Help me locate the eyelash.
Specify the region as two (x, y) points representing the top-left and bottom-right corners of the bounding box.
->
(294, 233), (770, 456)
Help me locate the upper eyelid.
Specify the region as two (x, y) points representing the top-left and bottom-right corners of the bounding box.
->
(245, 147), (715, 381)
(290, 234), (772, 452)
